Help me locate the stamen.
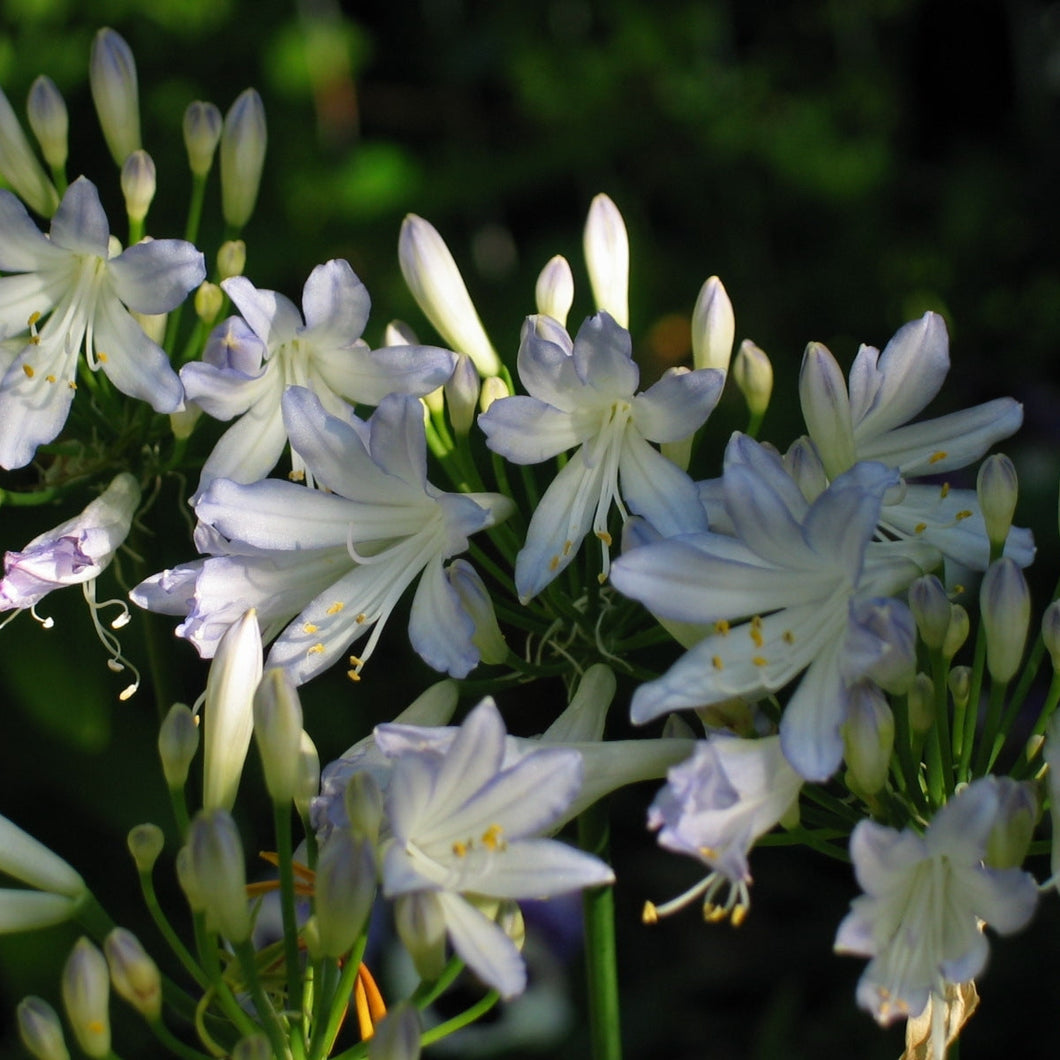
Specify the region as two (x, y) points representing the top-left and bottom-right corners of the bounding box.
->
(595, 530), (612, 546)
(714, 620), (730, 635)
(914, 522), (927, 534)
(782, 630), (795, 644)
(712, 655), (724, 670)
(326, 601), (344, 614)
(955, 509), (972, 521)
(940, 482), (950, 498)
(354, 963), (386, 1040)
(928, 451), (947, 464)
(307, 642), (325, 655)
(83, 583), (140, 700)
(22, 364), (34, 378)
(303, 622), (319, 634)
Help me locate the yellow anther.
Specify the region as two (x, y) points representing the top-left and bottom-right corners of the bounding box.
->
(356, 612), (367, 623)
(303, 622), (319, 634)
(714, 619), (730, 635)
(940, 482), (951, 498)
(549, 555), (560, 572)
(731, 904), (749, 928)
(29, 334), (40, 345)
(481, 824), (504, 850)
(27, 311), (41, 326)
(712, 655), (724, 671)
(22, 364), (34, 378)
(752, 655), (767, 667)
(326, 601), (344, 615)
(88, 1021), (105, 1034)
(346, 670), (361, 682)
(750, 626), (764, 648)
(288, 469), (305, 482)
(68, 381), (77, 390)
(782, 630), (795, 644)
(307, 642), (325, 655)
(597, 572), (607, 584)
(349, 654), (364, 667)
(642, 901), (659, 925)
(955, 509), (972, 521)
(704, 903), (728, 923)
(452, 840), (469, 857)
(97, 351), (108, 363)
(698, 845), (718, 860)
(913, 522), (927, 534)
(595, 530), (613, 546)
(928, 450), (947, 464)
(45, 374), (55, 383)
(562, 539), (573, 555)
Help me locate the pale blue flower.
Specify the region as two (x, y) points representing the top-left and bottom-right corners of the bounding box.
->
(797, 312), (1031, 570)
(181, 259), (456, 491)
(378, 699), (615, 998)
(610, 434), (932, 781)
(0, 177), (204, 468)
(132, 389), (512, 685)
(835, 777), (1038, 1026)
(480, 311), (723, 601)
(644, 734), (802, 923)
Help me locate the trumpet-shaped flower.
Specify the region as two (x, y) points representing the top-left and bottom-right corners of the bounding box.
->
(379, 699), (615, 998)
(181, 259), (456, 491)
(610, 434), (932, 781)
(797, 313), (1031, 570)
(0, 178), (204, 468)
(132, 388), (512, 684)
(644, 735), (802, 923)
(835, 777), (1038, 1026)
(479, 311), (723, 601)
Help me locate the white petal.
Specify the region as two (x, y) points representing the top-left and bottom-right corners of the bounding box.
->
(222, 276), (303, 348)
(633, 367), (724, 443)
(48, 177), (109, 256)
(300, 258), (370, 344)
(107, 238), (206, 314)
(436, 891), (526, 998)
(0, 189), (66, 272)
(618, 432), (708, 536)
(479, 396), (581, 463)
(407, 555), (478, 677)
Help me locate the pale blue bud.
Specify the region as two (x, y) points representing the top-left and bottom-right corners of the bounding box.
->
(368, 1002), (422, 1060)
(253, 668), (304, 805)
(17, 997), (69, 1060)
(27, 76), (67, 170)
(183, 100), (222, 178)
(977, 453), (1018, 553)
(90, 28), (141, 166)
(104, 928), (161, 1020)
(311, 830), (375, 959)
(842, 683), (894, 796)
(127, 823), (164, 874)
(183, 810), (250, 942)
(909, 574), (950, 651)
(984, 777), (1037, 869)
(732, 339), (773, 419)
(446, 558), (507, 664)
(158, 703), (198, 791)
(120, 149), (155, 224)
(981, 558), (1030, 683)
(394, 892), (446, 981)
(908, 672), (934, 733)
(220, 89), (266, 229)
(61, 938), (110, 1058)
(443, 353), (480, 436)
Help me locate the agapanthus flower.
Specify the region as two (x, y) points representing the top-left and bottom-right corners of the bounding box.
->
(181, 259), (456, 491)
(0, 177), (204, 468)
(378, 698), (615, 997)
(835, 777), (1037, 1028)
(644, 734), (802, 924)
(610, 434), (933, 781)
(797, 312), (1032, 570)
(479, 311), (724, 601)
(132, 388), (512, 685)
(1, 472), (142, 696)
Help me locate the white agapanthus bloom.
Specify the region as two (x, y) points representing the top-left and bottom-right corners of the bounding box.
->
(181, 259), (457, 492)
(797, 312), (1032, 570)
(479, 311), (724, 601)
(610, 434), (933, 781)
(132, 388), (513, 685)
(835, 777), (1037, 1029)
(378, 698), (615, 998)
(0, 177), (204, 469)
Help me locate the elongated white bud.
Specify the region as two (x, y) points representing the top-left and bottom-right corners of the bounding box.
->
(0, 86), (57, 216)
(0, 814), (84, 898)
(183, 100), (223, 178)
(220, 89), (266, 229)
(799, 341), (855, 478)
(311, 830), (376, 959)
(104, 928), (161, 1020)
(90, 28), (141, 166)
(977, 453), (1018, 554)
(981, 558), (1030, 683)
(61, 938), (110, 1058)
(535, 255), (574, 327)
(253, 668), (304, 805)
(27, 76), (67, 170)
(583, 193), (629, 328)
(17, 997), (69, 1060)
(691, 276), (734, 373)
(120, 149), (155, 224)
(443, 354), (480, 437)
(158, 703), (199, 791)
(732, 339), (773, 419)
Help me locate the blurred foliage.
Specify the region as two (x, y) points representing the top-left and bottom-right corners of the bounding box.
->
(2, 0), (1060, 1057)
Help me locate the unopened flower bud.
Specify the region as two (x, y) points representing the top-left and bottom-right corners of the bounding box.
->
(194, 281), (224, 325)
(546, 662), (616, 742)
(446, 559), (507, 664)
(170, 404), (202, 441)
(220, 89), (266, 229)
(90, 28), (140, 166)
(732, 340), (773, 419)
(158, 703), (198, 791)
(443, 353), (480, 436)
(798, 342), (855, 478)
(0, 814), (85, 899)
(981, 557), (1030, 683)
(908, 672), (934, 733)
(182, 809), (250, 942)
(368, 1002), (422, 1060)
(984, 777), (1037, 869)
(61, 938), (110, 1058)
(977, 454), (1018, 554)
(384, 320), (418, 347)
(127, 824), (164, 874)
(1042, 601), (1060, 672)
(344, 771), (384, 844)
(217, 239), (246, 280)
(394, 892), (446, 981)
(104, 928), (161, 1020)
(294, 731), (320, 822)
(948, 665), (971, 711)
(254, 668), (304, 805)
(310, 830), (375, 959)
(535, 255), (574, 327)
(847, 597), (916, 695)
(842, 684), (894, 796)
(231, 1035), (272, 1060)
(691, 276), (734, 373)
(0, 86), (57, 216)
(17, 997), (68, 1060)
(120, 149), (155, 224)
(909, 574), (951, 652)
(942, 604), (970, 659)
(583, 193), (629, 328)
(783, 436), (827, 502)
(479, 374), (510, 414)
(27, 76), (68, 170)
(203, 609), (262, 812)
(399, 214), (500, 376)
(183, 100), (223, 178)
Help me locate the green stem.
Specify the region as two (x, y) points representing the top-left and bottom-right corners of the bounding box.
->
(578, 801), (622, 1060)
(136, 867), (210, 990)
(972, 680), (1008, 777)
(314, 941), (364, 1059)
(273, 802), (307, 1059)
(418, 990), (500, 1047)
(957, 624), (989, 783)
(147, 1017), (216, 1060)
(234, 939), (289, 1060)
